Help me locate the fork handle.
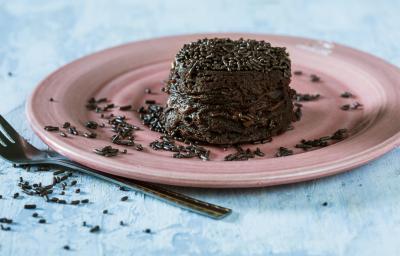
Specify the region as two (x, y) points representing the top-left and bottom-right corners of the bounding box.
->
(51, 159), (232, 219)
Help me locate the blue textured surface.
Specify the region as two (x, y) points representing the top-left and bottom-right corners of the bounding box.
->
(1, 1), (400, 255)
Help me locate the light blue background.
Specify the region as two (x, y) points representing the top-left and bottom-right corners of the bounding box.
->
(0, 1), (400, 255)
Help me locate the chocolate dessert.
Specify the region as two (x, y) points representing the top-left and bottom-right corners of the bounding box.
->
(163, 38), (296, 145)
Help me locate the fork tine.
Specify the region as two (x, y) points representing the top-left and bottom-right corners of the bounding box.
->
(0, 115), (19, 141)
(0, 128), (11, 146)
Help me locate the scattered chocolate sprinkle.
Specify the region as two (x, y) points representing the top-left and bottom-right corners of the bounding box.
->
(135, 144), (144, 151)
(139, 104), (165, 133)
(294, 93), (320, 102)
(63, 245), (70, 250)
(70, 200), (80, 205)
(296, 129), (348, 151)
(294, 107), (302, 121)
(44, 126), (59, 132)
(32, 213), (39, 218)
(102, 209), (108, 214)
(1, 224), (11, 231)
(93, 145), (119, 157)
(224, 146), (264, 161)
(0, 218), (12, 224)
(330, 129), (348, 141)
(81, 199), (89, 204)
(24, 204), (37, 209)
(85, 121), (98, 129)
(13, 193), (19, 199)
(68, 127), (79, 135)
(143, 228), (152, 234)
(59, 132), (68, 137)
(83, 132), (97, 139)
(322, 202), (328, 206)
(262, 138), (273, 144)
(90, 225), (100, 233)
(107, 103), (115, 108)
(254, 147), (265, 157)
(145, 100), (156, 104)
(150, 135), (210, 160)
(38, 219), (46, 224)
(294, 70), (303, 75)
(49, 98), (54, 102)
(121, 196), (128, 201)
(119, 105), (132, 111)
(275, 147), (293, 157)
(340, 104), (350, 111)
(145, 88), (152, 94)
(310, 74), (321, 82)
(340, 92), (353, 98)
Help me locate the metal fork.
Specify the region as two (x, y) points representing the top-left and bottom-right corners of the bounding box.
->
(0, 115), (231, 219)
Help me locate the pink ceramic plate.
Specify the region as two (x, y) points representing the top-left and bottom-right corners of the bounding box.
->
(26, 33), (400, 188)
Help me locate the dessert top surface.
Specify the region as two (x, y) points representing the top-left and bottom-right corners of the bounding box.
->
(174, 38), (290, 74)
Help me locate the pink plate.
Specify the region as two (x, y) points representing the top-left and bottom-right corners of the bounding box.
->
(26, 33), (400, 188)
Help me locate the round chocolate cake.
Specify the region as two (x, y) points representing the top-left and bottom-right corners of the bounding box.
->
(162, 38), (297, 145)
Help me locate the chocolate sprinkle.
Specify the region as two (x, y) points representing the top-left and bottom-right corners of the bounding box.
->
(44, 126), (59, 132)
(119, 105), (132, 111)
(90, 225), (100, 233)
(150, 135), (210, 160)
(275, 147), (293, 157)
(340, 92), (354, 98)
(310, 74), (321, 82)
(294, 93), (320, 102)
(296, 129), (348, 151)
(224, 146), (264, 161)
(93, 145), (119, 157)
(0, 218), (13, 224)
(85, 121), (98, 129)
(1, 225), (11, 231)
(24, 204), (37, 209)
